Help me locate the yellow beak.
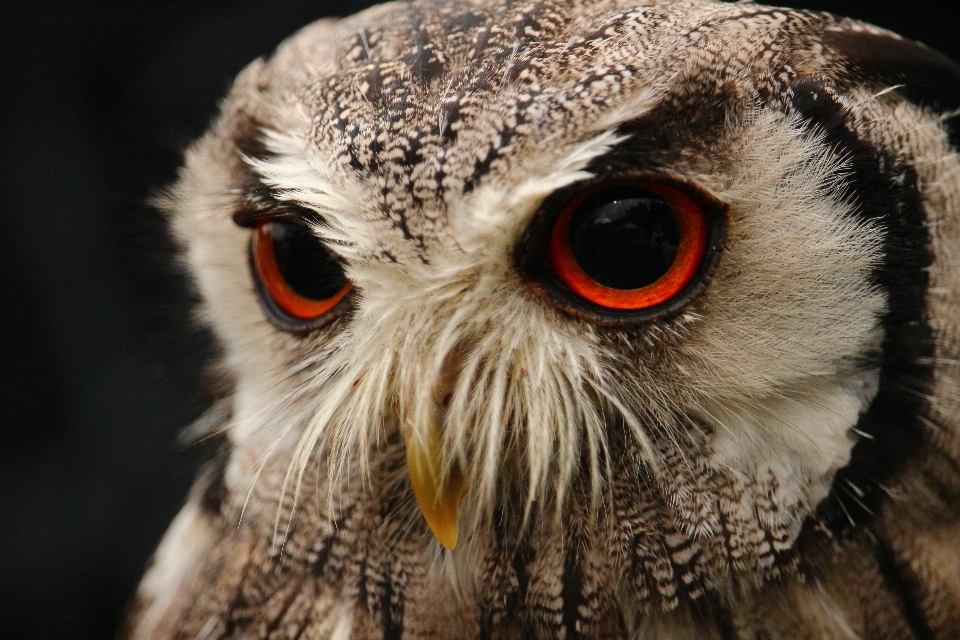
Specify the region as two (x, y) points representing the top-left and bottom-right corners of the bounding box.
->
(404, 425), (467, 550)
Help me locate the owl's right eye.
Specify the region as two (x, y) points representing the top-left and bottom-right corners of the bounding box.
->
(251, 219), (352, 330)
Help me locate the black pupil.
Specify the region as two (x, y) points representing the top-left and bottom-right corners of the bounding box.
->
(269, 220), (348, 300)
(568, 187), (680, 290)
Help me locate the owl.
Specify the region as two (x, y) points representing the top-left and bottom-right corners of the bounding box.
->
(122, 0), (960, 638)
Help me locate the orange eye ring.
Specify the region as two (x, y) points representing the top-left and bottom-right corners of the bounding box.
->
(547, 182), (708, 310)
(252, 222), (353, 320)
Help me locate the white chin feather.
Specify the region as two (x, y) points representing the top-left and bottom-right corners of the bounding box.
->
(701, 368), (881, 511)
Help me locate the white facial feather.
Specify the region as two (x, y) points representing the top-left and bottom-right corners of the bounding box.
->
(196, 94), (887, 531)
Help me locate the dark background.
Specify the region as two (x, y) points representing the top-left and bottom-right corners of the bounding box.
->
(1, 2), (957, 638)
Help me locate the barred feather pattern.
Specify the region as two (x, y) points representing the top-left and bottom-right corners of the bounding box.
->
(124, 1), (960, 638)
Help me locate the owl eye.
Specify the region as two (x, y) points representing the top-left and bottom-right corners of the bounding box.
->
(547, 182), (711, 311)
(251, 219), (352, 328)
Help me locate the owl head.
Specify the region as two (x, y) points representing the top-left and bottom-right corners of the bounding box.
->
(162, 0), (960, 582)
(118, 2), (960, 638)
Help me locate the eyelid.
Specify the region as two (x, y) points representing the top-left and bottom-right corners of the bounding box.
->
(232, 188), (321, 228)
(233, 207), (289, 228)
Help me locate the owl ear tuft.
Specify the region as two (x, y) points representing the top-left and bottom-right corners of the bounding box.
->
(822, 27), (960, 148)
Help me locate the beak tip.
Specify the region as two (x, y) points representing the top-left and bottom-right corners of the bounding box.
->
(435, 525), (459, 550)
(405, 431), (466, 552)
(421, 509), (460, 550)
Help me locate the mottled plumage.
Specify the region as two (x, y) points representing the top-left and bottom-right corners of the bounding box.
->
(124, 1), (960, 638)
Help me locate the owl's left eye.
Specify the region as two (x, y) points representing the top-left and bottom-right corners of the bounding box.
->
(251, 219), (352, 329)
(549, 183), (708, 310)
(523, 177), (725, 323)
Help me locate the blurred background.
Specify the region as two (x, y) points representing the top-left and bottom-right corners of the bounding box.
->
(1, 1), (958, 638)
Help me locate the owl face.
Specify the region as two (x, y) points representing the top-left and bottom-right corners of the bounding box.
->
(139, 0), (960, 636)
(172, 0), (931, 545)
